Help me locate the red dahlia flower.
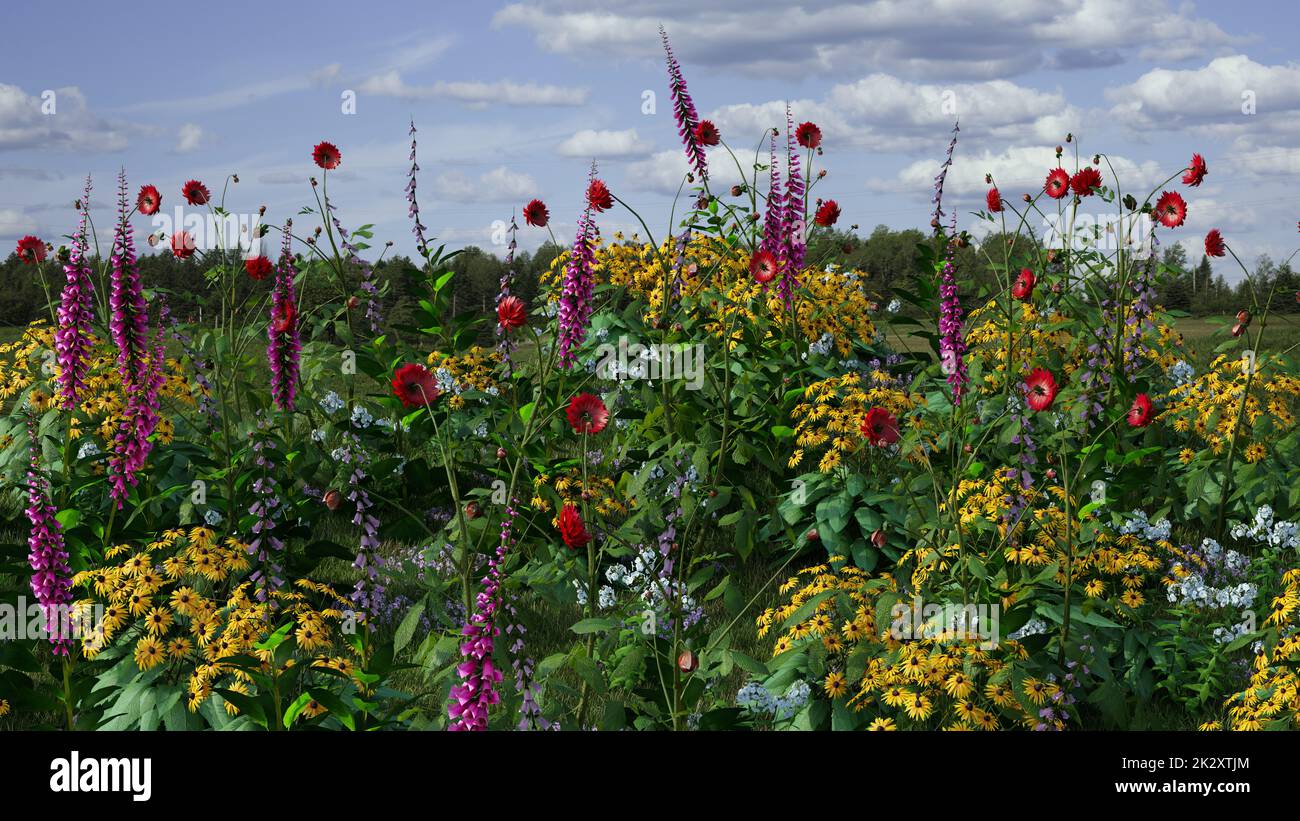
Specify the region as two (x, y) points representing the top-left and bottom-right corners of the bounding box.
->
(986, 187), (1003, 213)
(15, 235), (45, 264)
(1127, 393), (1154, 428)
(523, 198), (549, 228)
(749, 249), (778, 284)
(497, 295), (526, 331)
(558, 503), (591, 549)
(1155, 191), (1186, 228)
(1204, 229), (1226, 257)
(1182, 153), (1207, 187)
(1070, 167), (1102, 197)
(693, 120), (720, 147)
(313, 141), (342, 170)
(566, 392), (608, 434)
(587, 179), (614, 212)
(795, 121), (821, 149)
(136, 184), (161, 215)
(181, 180), (210, 206)
(814, 199), (840, 227)
(1024, 368), (1059, 412)
(392, 363), (440, 408)
(860, 406), (900, 447)
(244, 255), (273, 280)
(1011, 268), (1036, 301)
(170, 231), (196, 259)
(1044, 168), (1070, 199)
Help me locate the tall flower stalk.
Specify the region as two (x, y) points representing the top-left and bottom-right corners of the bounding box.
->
(407, 120), (430, 258)
(557, 167), (599, 368)
(760, 132), (785, 276)
(268, 224), (301, 411)
(661, 26), (708, 183)
(447, 501), (515, 730)
(778, 105), (805, 306)
(56, 174), (96, 410)
(25, 414), (73, 655)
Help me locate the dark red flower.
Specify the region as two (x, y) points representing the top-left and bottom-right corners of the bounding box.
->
(170, 231), (196, 259)
(497, 295), (526, 331)
(795, 121), (821, 149)
(1155, 191), (1186, 228)
(323, 489), (343, 511)
(1204, 229), (1226, 257)
(566, 392), (608, 434)
(136, 184), (162, 215)
(1024, 368), (1059, 412)
(313, 141), (342, 170)
(1044, 168), (1070, 199)
(558, 503), (591, 550)
(1070, 167), (1102, 197)
(814, 199), (840, 227)
(244, 255), (273, 280)
(693, 120), (720, 147)
(181, 180), (210, 206)
(15, 235), (45, 264)
(860, 407), (900, 447)
(986, 187), (1003, 213)
(391, 363), (440, 408)
(523, 198), (549, 228)
(587, 178), (614, 212)
(1012, 268), (1036, 301)
(749, 249), (778, 284)
(1182, 153), (1207, 187)
(272, 301), (295, 334)
(1127, 393), (1154, 428)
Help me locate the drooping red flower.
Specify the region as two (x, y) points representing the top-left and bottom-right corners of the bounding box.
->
(1182, 153), (1207, 187)
(1204, 229), (1226, 257)
(566, 392), (608, 434)
(814, 199), (840, 227)
(15, 235), (45, 264)
(1070, 167), (1102, 197)
(181, 180), (210, 206)
(391, 363), (440, 408)
(1127, 393), (1154, 428)
(313, 141), (342, 170)
(1155, 191), (1186, 228)
(860, 406), (900, 447)
(1011, 268), (1036, 301)
(170, 231), (196, 259)
(558, 503), (591, 549)
(497, 294), (526, 331)
(986, 187), (1003, 213)
(693, 120), (720, 147)
(136, 184), (161, 215)
(587, 178), (614, 212)
(1044, 168), (1070, 199)
(1024, 368), (1059, 412)
(523, 198), (549, 228)
(750, 249), (778, 284)
(795, 121), (821, 149)
(244, 255), (273, 280)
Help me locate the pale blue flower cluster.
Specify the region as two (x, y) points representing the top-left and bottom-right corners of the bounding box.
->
(736, 679), (812, 720)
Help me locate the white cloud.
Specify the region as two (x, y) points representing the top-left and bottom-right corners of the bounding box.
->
(0, 84), (134, 152)
(1106, 56), (1300, 133)
(0, 208), (38, 238)
(556, 128), (652, 158)
(175, 123), (204, 154)
(624, 149), (741, 194)
(433, 166), (539, 202)
(874, 145), (1165, 198)
(358, 72), (588, 106)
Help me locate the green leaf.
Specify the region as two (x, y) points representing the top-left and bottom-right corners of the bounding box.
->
(570, 618), (622, 635)
(394, 601), (426, 654)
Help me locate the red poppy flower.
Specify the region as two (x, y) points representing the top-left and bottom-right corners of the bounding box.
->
(566, 392), (608, 434)
(391, 363), (440, 408)
(170, 231), (197, 259)
(749, 249), (778, 284)
(860, 407), (900, 447)
(1127, 393), (1154, 428)
(14, 235), (45, 264)
(244, 255), (273, 280)
(1070, 167), (1102, 197)
(986, 187), (1003, 213)
(1155, 191), (1186, 228)
(137, 184), (162, 215)
(1011, 268), (1036, 301)
(693, 120), (720, 147)
(795, 121), (821, 149)
(587, 179), (614, 212)
(1182, 153), (1207, 187)
(814, 199), (840, 227)
(273, 302), (295, 334)
(181, 180), (210, 206)
(497, 295), (526, 331)
(1204, 229), (1226, 257)
(1024, 368), (1059, 412)
(558, 503), (591, 550)
(1044, 168), (1070, 199)
(523, 198), (549, 228)
(313, 141), (342, 170)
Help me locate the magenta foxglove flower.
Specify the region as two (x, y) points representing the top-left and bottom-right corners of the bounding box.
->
(660, 27), (708, 182)
(25, 415), (73, 655)
(267, 225), (301, 411)
(557, 166), (600, 368)
(759, 132), (785, 284)
(778, 105), (806, 306)
(56, 174), (97, 410)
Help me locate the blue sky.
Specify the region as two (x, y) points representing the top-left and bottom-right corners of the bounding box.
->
(2, 0), (1298, 280)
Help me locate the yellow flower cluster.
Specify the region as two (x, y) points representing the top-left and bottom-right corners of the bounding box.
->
(1161, 353), (1300, 457)
(533, 468), (628, 518)
(964, 300), (1073, 392)
(0, 698), (9, 717)
(1219, 568), (1300, 730)
(425, 346), (501, 410)
(788, 372), (918, 473)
